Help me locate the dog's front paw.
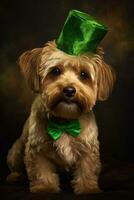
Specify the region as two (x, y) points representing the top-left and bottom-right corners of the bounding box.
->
(72, 179), (102, 194)
(74, 186), (102, 194)
(30, 181), (60, 193)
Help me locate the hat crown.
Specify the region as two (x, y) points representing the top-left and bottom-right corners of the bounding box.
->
(56, 9), (108, 55)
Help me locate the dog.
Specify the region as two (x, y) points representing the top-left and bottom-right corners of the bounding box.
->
(6, 41), (115, 194)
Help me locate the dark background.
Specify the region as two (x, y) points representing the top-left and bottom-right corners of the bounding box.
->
(0, 0), (134, 191)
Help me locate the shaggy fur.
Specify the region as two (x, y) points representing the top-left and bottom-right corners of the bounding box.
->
(7, 41), (115, 194)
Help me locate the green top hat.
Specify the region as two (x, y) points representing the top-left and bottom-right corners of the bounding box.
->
(56, 9), (108, 55)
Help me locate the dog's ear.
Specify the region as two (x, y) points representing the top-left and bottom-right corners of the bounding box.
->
(97, 60), (116, 101)
(18, 48), (42, 92)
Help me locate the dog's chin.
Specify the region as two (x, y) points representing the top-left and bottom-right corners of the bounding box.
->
(51, 100), (82, 120)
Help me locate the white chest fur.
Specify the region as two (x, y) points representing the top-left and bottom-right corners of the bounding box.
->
(53, 133), (77, 166)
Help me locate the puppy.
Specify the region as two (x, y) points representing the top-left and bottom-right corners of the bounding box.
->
(7, 41), (115, 194)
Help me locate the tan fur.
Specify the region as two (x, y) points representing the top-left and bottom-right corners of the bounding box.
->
(7, 41), (115, 194)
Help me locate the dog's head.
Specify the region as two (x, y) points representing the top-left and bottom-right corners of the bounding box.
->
(19, 41), (115, 119)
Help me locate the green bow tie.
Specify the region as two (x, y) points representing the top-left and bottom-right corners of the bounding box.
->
(47, 119), (81, 140)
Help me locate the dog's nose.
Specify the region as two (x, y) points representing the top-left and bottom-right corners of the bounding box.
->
(63, 87), (76, 98)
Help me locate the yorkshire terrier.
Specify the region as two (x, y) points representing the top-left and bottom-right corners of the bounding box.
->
(7, 41), (115, 194)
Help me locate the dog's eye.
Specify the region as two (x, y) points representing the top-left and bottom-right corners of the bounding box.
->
(80, 71), (89, 80)
(51, 67), (61, 76)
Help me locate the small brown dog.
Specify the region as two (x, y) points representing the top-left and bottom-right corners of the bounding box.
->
(7, 41), (115, 194)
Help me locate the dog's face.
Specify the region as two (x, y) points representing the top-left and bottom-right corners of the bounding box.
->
(19, 41), (115, 119)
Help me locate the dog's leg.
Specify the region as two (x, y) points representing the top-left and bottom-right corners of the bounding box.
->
(72, 148), (101, 194)
(6, 137), (25, 182)
(24, 148), (60, 193)
(6, 120), (29, 182)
